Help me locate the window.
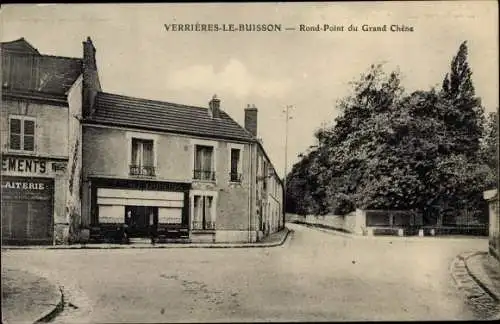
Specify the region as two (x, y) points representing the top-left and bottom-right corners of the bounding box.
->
(230, 148), (241, 182)
(9, 117), (35, 151)
(193, 195), (215, 230)
(263, 160), (268, 191)
(194, 145), (214, 181)
(130, 138), (155, 176)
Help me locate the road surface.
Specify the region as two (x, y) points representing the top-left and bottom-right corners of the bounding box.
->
(1, 223), (488, 322)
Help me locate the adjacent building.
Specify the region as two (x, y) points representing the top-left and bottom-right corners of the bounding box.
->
(1, 38), (83, 245)
(484, 189), (499, 260)
(79, 37), (283, 243)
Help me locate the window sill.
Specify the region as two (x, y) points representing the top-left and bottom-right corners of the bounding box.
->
(129, 173), (157, 178)
(6, 149), (36, 154)
(192, 179), (217, 184)
(191, 229), (216, 234)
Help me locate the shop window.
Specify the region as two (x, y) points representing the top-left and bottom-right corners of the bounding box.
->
(9, 116), (35, 152)
(193, 195), (215, 230)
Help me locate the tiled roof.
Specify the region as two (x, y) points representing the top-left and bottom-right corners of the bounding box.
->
(1, 38), (40, 54)
(1, 39), (82, 95)
(86, 92), (255, 142)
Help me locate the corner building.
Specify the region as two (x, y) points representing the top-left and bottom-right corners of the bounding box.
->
(1, 38), (83, 244)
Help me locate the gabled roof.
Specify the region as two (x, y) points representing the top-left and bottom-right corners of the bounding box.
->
(1, 38), (82, 96)
(85, 92), (255, 142)
(1, 38), (40, 54)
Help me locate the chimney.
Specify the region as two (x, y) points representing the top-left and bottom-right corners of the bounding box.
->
(244, 104), (258, 137)
(208, 94), (221, 118)
(82, 37), (101, 117)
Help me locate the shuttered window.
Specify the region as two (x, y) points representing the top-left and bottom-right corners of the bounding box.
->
(9, 117), (35, 152)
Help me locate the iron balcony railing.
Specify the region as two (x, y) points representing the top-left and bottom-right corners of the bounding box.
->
(192, 221), (216, 230)
(230, 172), (242, 182)
(129, 164), (156, 177)
(193, 169), (216, 181)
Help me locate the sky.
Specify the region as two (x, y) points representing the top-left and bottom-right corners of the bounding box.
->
(1, 2), (498, 178)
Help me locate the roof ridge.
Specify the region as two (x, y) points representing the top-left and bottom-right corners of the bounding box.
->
(0, 38), (26, 44)
(1, 37), (40, 54)
(39, 54), (82, 61)
(98, 91), (210, 111)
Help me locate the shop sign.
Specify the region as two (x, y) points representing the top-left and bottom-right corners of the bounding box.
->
(1, 156), (52, 175)
(1, 176), (53, 200)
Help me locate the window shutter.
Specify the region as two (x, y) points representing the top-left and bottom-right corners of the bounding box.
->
(23, 120), (35, 151)
(9, 118), (22, 150)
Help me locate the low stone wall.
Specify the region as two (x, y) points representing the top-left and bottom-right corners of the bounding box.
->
(286, 212), (363, 234)
(287, 210), (420, 236)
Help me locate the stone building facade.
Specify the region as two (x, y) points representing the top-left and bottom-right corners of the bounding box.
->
(79, 38), (283, 244)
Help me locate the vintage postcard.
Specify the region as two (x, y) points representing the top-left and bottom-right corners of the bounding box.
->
(1, 2), (499, 323)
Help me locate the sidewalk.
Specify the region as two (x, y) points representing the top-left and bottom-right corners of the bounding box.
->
(1, 267), (63, 324)
(1, 227), (291, 250)
(465, 252), (500, 302)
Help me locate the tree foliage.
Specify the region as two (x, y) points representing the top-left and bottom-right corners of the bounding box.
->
(286, 41), (497, 225)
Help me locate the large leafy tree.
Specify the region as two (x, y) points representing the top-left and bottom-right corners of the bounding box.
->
(286, 41), (494, 225)
(427, 41), (491, 224)
(285, 148), (322, 215)
(314, 64), (407, 214)
(441, 41), (485, 158)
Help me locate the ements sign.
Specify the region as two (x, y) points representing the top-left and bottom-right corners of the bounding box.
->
(2, 156), (50, 175)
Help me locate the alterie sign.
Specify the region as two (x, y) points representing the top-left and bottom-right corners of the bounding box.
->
(1, 176), (53, 200)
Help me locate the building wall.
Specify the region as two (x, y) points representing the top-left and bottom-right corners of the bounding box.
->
(64, 75), (83, 242)
(1, 97), (71, 244)
(484, 189), (499, 260)
(1, 100), (69, 158)
(82, 124), (253, 237)
(255, 146), (284, 238)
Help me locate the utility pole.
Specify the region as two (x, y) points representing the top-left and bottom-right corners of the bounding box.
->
(282, 105), (293, 228)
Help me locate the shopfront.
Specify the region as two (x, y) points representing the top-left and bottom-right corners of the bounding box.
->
(1, 175), (54, 245)
(88, 178), (191, 242)
(1, 155), (69, 245)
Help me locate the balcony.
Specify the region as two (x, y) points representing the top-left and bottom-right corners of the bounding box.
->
(193, 169), (216, 181)
(129, 164), (155, 177)
(192, 221), (216, 230)
(229, 172), (242, 182)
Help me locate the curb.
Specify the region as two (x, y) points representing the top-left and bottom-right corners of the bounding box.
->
(1, 228), (292, 250)
(463, 252), (500, 303)
(35, 286), (65, 323)
(451, 251), (500, 320)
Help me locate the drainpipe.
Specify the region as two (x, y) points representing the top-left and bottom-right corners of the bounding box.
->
(248, 142), (253, 242)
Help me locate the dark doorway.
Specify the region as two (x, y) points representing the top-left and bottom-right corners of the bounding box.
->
(125, 206), (158, 238)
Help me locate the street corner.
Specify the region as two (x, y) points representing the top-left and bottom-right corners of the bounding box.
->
(450, 252), (500, 320)
(1, 267), (63, 324)
(260, 226), (293, 246)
